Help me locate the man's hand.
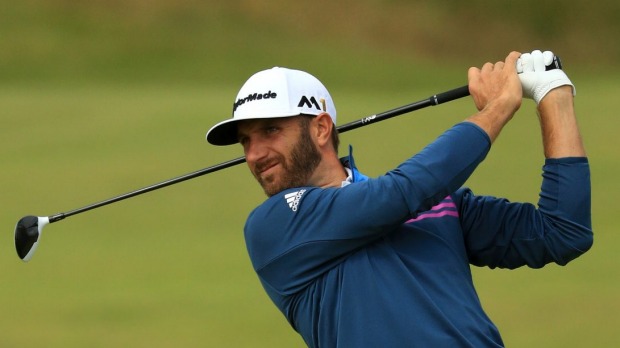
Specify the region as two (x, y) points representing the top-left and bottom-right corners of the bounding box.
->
(466, 51), (523, 142)
(517, 50), (575, 104)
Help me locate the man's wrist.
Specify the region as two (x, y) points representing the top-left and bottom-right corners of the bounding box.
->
(538, 85), (573, 111)
(537, 86), (575, 127)
(466, 100), (518, 143)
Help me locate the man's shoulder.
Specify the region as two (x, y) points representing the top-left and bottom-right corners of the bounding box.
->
(244, 187), (321, 268)
(253, 187), (314, 214)
(246, 187), (320, 235)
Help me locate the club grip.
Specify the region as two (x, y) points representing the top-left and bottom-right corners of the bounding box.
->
(432, 85), (470, 105)
(432, 55), (563, 106)
(546, 55), (563, 70)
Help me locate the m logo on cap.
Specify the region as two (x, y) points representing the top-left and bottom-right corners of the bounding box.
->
(298, 96), (321, 111)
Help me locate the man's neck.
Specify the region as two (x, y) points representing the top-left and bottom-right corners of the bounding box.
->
(309, 155), (348, 189)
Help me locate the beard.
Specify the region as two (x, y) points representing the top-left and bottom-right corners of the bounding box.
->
(254, 121), (322, 197)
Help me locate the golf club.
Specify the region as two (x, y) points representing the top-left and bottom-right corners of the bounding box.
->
(14, 55), (563, 262)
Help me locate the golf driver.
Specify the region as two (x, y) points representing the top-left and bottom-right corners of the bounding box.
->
(15, 55), (563, 262)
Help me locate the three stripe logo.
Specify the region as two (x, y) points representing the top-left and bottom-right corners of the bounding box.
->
(284, 190), (306, 212)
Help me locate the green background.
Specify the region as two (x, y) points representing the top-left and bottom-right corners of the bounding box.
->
(2, 1), (618, 347)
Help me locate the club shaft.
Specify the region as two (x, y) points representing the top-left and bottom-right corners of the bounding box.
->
(336, 85), (470, 133)
(48, 85), (471, 223)
(49, 156), (246, 222)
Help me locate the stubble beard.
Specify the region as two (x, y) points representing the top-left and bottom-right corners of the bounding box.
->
(256, 124), (321, 197)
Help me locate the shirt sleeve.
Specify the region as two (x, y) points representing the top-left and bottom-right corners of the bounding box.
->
(455, 157), (593, 269)
(245, 122), (492, 294)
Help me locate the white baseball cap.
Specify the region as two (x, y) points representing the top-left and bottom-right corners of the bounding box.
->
(206, 67), (337, 146)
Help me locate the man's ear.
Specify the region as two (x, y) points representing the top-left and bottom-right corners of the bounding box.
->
(313, 113), (334, 147)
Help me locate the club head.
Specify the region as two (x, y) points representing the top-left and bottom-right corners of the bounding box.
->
(15, 216), (49, 262)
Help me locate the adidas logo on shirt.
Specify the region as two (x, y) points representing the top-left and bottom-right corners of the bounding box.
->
(284, 190), (306, 212)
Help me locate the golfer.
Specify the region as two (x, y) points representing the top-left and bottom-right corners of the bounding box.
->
(206, 50), (592, 347)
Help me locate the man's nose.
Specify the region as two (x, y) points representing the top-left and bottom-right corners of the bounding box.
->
(244, 138), (269, 164)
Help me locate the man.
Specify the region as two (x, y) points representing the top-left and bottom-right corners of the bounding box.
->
(206, 50), (592, 347)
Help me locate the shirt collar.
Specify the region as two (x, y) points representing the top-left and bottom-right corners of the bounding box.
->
(341, 167), (353, 187)
(340, 145), (369, 186)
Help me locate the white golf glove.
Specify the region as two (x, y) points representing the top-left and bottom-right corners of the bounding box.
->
(517, 50), (575, 104)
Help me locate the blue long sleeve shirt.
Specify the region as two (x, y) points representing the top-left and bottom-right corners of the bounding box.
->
(244, 122), (593, 347)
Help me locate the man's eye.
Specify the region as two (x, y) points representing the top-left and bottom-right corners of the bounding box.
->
(265, 126), (279, 134)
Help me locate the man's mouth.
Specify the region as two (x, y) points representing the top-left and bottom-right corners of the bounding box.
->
(256, 161), (279, 176)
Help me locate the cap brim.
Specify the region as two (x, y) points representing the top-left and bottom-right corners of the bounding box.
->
(206, 118), (241, 146)
(206, 112), (304, 146)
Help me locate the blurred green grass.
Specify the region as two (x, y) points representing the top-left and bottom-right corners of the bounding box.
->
(2, 1), (619, 347)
